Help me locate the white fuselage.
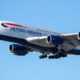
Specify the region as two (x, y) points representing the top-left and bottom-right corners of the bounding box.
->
(0, 21), (62, 41)
(0, 21), (65, 52)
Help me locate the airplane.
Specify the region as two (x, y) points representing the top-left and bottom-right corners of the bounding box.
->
(0, 21), (80, 59)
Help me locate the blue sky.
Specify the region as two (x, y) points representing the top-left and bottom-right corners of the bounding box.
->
(0, 0), (80, 80)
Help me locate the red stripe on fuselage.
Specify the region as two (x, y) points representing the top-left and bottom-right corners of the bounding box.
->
(1, 22), (22, 27)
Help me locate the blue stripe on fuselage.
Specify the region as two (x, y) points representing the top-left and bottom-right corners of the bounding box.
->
(1, 24), (8, 27)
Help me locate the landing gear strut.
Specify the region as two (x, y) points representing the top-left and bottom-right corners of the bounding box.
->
(39, 55), (47, 59)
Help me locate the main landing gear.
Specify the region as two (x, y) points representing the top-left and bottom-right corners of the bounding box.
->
(49, 49), (67, 59)
(39, 49), (67, 59)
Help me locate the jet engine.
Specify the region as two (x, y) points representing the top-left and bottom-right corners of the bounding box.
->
(9, 44), (29, 56)
(46, 35), (64, 45)
(78, 32), (80, 40)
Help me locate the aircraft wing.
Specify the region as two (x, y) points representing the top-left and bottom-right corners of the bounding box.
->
(26, 32), (80, 52)
(61, 33), (79, 41)
(60, 33), (80, 51)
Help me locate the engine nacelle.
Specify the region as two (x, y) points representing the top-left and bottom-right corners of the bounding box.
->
(78, 32), (80, 40)
(9, 44), (28, 56)
(46, 35), (64, 45)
